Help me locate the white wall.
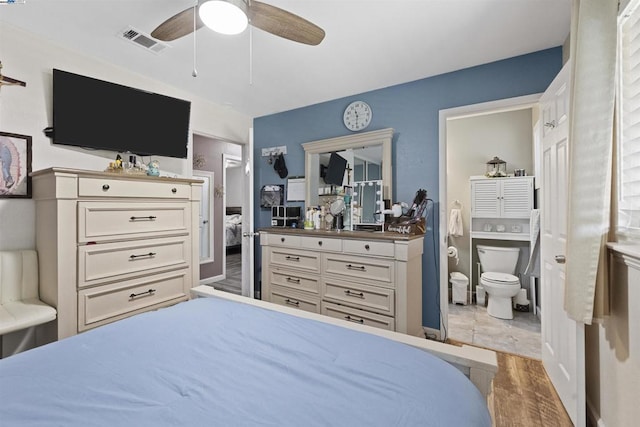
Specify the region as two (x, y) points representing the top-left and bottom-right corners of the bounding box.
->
(0, 23), (252, 251)
(586, 247), (640, 427)
(446, 108), (534, 296)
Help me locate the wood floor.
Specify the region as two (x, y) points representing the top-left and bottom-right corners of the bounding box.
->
(488, 351), (573, 427)
(448, 338), (573, 427)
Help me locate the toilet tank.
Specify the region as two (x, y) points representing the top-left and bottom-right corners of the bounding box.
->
(477, 245), (520, 274)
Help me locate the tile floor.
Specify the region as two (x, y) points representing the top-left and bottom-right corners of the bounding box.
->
(447, 302), (541, 359)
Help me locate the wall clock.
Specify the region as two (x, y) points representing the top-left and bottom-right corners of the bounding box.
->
(343, 101), (372, 131)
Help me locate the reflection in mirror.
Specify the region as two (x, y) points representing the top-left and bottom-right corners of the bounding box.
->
(302, 128), (393, 230)
(352, 180), (384, 230)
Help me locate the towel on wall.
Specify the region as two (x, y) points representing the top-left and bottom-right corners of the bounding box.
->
(525, 209), (541, 277)
(448, 208), (463, 237)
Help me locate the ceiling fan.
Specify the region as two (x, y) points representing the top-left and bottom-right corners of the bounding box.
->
(151, 0), (325, 46)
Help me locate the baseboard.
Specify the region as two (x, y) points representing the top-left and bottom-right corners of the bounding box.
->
(199, 274), (224, 286)
(423, 326), (442, 341)
(587, 397), (606, 427)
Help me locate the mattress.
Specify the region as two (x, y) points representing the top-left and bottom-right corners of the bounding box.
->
(0, 297), (491, 426)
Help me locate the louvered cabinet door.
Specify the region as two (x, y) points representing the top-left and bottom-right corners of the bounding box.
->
(471, 180), (500, 217)
(500, 179), (533, 218)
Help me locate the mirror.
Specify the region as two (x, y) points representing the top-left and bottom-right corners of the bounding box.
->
(303, 128), (393, 229)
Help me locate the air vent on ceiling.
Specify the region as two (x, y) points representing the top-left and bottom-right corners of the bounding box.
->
(118, 26), (169, 54)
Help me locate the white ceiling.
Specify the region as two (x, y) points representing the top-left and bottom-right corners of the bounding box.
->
(0, 0), (571, 118)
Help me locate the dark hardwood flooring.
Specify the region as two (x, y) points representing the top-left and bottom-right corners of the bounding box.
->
(449, 339), (573, 426)
(210, 249), (241, 295)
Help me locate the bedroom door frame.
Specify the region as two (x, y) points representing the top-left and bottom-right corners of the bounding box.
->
(222, 153), (242, 281)
(438, 93), (542, 340)
(241, 128), (255, 299)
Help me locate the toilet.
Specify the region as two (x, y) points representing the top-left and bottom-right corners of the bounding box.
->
(476, 245), (521, 320)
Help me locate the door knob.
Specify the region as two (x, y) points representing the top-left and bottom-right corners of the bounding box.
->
(555, 255), (566, 264)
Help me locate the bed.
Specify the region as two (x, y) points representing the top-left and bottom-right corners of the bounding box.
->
(0, 289), (496, 426)
(225, 206), (242, 251)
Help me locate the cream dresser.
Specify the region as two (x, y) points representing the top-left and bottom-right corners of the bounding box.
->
(260, 228), (424, 337)
(32, 168), (202, 341)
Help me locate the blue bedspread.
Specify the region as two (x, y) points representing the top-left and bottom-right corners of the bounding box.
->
(0, 297), (491, 426)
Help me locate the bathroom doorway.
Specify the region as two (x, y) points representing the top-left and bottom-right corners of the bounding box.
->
(439, 95), (542, 358)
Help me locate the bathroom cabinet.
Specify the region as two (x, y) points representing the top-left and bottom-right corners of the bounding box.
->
(470, 176), (534, 241)
(468, 176), (536, 310)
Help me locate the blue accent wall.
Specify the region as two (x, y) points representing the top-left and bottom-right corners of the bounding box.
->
(254, 47), (563, 329)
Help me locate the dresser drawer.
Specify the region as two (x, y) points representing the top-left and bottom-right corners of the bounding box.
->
(263, 233), (301, 248)
(269, 285), (321, 314)
(78, 177), (191, 199)
(321, 302), (395, 332)
(300, 236), (342, 252)
(78, 236), (190, 287)
(268, 248), (320, 273)
(322, 278), (395, 315)
(78, 202), (189, 243)
(270, 269), (320, 294)
(323, 254), (394, 287)
(78, 269), (188, 331)
(343, 239), (395, 258)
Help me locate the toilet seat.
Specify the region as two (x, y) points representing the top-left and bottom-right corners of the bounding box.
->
(480, 272), (519, 286)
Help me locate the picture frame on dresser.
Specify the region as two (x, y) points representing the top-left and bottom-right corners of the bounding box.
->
(0, 131), (32, 198)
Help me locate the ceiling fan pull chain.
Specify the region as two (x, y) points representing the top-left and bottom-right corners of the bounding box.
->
(249, 24), (253, 85)
(192, 2), (198, 77)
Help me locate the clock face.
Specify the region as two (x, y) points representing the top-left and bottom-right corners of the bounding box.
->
(343, 101), (372, 131)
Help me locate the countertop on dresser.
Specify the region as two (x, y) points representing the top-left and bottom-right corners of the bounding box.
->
(258, 227), (424, 242)
(31, 167), (203, 184)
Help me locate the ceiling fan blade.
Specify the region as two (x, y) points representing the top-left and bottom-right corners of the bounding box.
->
(151, 7), (205, 42)
(248, 1), (325, 46)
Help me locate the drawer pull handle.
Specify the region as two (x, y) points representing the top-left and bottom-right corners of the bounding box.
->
(171, 188), (178, 194)
(129, 289), (156, 299)
(102, 184), (110, 191)
(281, 237), (285, 242)
(129, 252), (157, 260)
(344, 289), (365, 298)
(346, 264), (366, 271)
(130, 216), (157, 221)
(286, 277), (301, 284)
(285, 256), (300, 262)
(365, 244), (370, 250)
(318, 241), (323, 246)
(285, 298), (300, 306)
(344, 315), (364, 324)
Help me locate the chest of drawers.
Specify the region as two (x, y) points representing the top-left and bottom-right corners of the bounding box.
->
(260, 229), (424, 337)
(32, 168), (202, 341)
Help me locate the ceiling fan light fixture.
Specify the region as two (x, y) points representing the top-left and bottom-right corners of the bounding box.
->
(199, 0), (248, 35)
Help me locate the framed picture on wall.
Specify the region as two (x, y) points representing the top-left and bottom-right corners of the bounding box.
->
(0, 131), (32, 198)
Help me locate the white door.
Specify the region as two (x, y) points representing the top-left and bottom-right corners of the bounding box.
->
(540, 63), (585, 426)
(241, 128), (255, 298)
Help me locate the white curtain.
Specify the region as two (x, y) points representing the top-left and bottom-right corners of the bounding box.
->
(564, 0), (617, 324)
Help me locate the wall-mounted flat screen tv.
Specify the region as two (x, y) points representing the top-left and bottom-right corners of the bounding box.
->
(51, 69), (191, 158)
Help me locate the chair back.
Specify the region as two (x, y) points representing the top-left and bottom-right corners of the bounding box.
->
(0, 250), (39, 304)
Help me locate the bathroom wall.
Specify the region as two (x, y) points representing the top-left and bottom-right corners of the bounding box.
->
(446, 108), (534, 299)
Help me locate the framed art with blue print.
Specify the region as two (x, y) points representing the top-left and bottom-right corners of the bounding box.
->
(0, 131), (32, 198)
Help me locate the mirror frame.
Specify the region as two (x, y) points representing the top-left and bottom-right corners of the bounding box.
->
(302, 128), (394, 208)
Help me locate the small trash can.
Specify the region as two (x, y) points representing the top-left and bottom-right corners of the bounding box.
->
(450, 272), (469, 305)
(476, 285), (486, 306)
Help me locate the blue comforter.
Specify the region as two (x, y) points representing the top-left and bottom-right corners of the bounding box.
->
(0, 297), (491, 426)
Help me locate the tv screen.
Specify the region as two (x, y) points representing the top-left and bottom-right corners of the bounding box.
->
(52, 69), (191, 158)
(324, 152), (347, 186)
